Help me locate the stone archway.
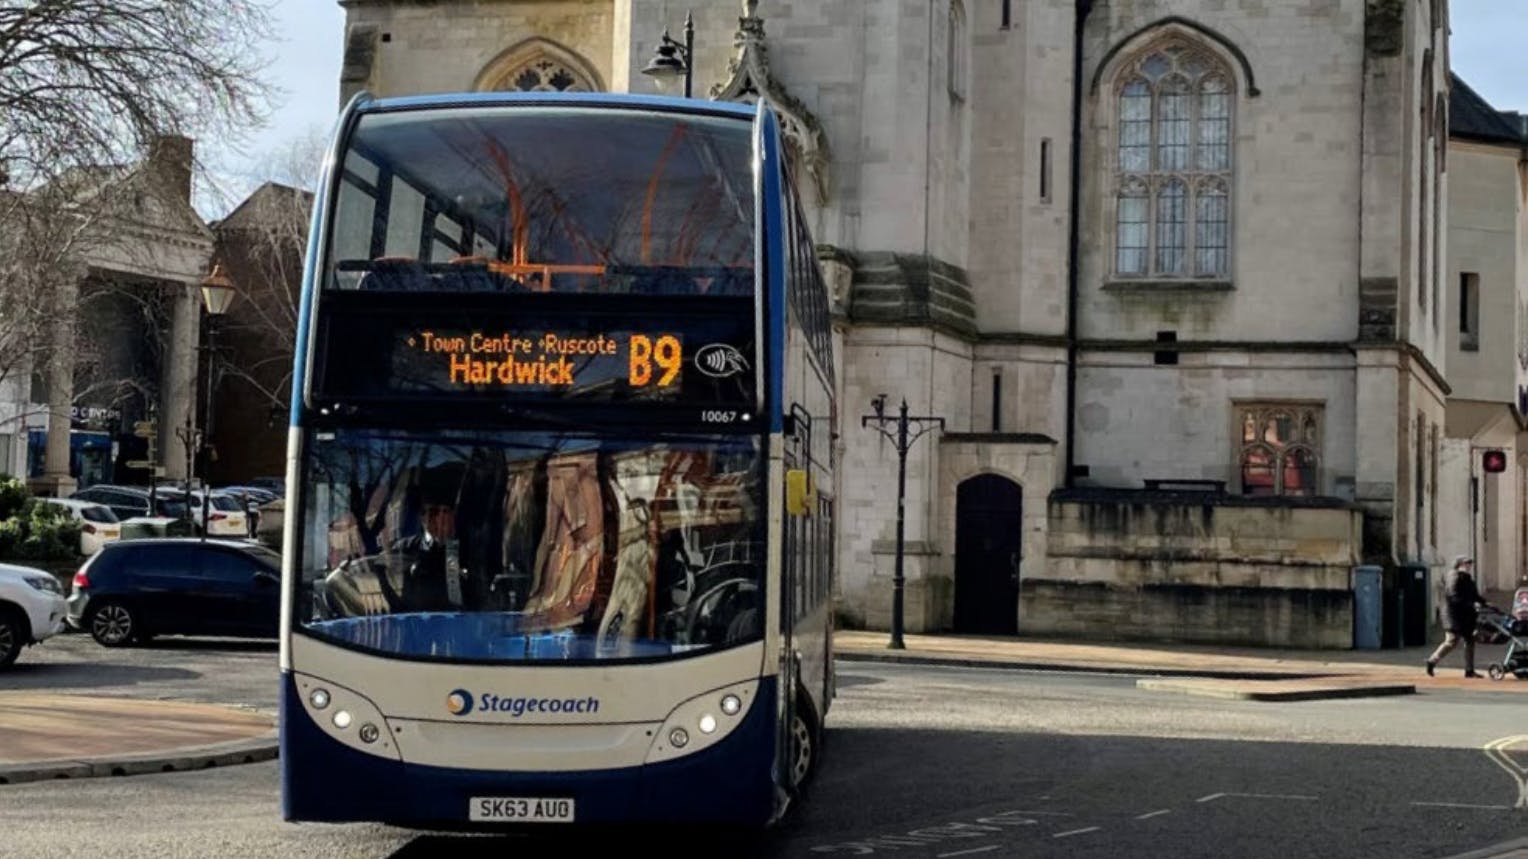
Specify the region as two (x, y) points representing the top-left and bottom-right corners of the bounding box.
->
(953, 474), (1024, 635)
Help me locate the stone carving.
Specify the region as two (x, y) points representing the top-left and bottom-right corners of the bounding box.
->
(710, 0), (831, 204)
(1364, 0), (1404, 57)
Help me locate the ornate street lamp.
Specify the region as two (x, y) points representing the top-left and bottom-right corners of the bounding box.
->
(195, 263), (237, 539)
(200, 263), (236, 317)
(642, 11), (694, 98)
(862, 395), (945, 650)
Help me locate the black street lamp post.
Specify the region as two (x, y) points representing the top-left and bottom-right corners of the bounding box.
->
(196, 264), (236, 541)
(642, 10), (694, 98)
(862, 395), (945, 650)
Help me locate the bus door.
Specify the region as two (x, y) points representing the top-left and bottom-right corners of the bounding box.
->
(779, 403), (812, 787)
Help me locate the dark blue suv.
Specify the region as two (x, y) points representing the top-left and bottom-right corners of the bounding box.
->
(67, 539), (282, 646)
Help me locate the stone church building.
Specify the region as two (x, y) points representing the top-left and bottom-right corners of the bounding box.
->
(334, 0), (1519, 647)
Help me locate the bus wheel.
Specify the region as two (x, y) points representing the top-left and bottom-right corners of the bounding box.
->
(789, 706), (815, 790)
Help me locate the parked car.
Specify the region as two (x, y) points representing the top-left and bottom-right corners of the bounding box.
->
(0, 562), (68, 667)
(67, 539), (282, 646)
(70, 485), (189, 522)
(247, 476), (286, 496)
(218, 486), (280, 536)
(181, 491), (249, 538)
(220, 486), (280, 504)
(41, 498), (123, 555)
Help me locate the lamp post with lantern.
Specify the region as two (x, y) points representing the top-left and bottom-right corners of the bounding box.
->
(861, 395), (945, 650)
(641, 10), (694, 98)
(194, 263), (236, 539)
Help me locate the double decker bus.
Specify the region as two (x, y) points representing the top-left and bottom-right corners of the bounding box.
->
(278, 90), (838, 830)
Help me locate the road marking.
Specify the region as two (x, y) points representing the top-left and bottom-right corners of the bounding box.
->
(1410, 801), (1515, 811)
(937, 847), (1000, 858)
(1135, 809), (1173, 820)
(1052, 827), (1102, 839)
(1482, 735), (1528, 809)
(808, 809), (1072, 853)
(1198, 792), (1316, 804)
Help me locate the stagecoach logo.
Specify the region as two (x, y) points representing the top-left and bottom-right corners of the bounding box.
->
(446, 688), (475, 716)
(695, 343), (748, 378)
(446, 688), (602, 718)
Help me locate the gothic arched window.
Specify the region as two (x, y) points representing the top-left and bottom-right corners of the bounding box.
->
(1113, 39), (1234, 279)
(473, 39), (603, 94)
(500, 57), (593, 92)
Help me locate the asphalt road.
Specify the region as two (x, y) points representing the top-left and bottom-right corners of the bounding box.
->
(3, 627), (280, 713)
(2, 637), (1526, 858)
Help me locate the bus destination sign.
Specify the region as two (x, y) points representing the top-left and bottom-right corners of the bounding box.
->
(312, 296), (757, 413)
(405, 330), (685, 391)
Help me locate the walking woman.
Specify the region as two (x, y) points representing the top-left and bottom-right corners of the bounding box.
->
(1426, 556), (1491, 677)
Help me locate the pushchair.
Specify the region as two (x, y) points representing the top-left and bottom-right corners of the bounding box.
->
(1482, 595), (1528, 681)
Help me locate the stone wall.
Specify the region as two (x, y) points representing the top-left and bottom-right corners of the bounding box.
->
(1030, 490), (1365, 647)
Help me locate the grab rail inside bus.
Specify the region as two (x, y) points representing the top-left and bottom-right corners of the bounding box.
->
(331, 257), (755, 295)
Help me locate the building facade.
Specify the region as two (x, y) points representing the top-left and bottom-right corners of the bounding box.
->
(335, 0), (1483, 646)
(3, 136), (216, 497)
(1440, 76), (1528, 597)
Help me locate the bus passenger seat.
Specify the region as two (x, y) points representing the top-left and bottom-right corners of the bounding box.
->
(357, 257), (431, 291)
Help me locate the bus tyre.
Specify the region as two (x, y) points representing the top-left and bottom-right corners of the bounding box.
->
(789, 703), (816, 791)
(88, 601), (139, 647)
(0, 605), (25, 667)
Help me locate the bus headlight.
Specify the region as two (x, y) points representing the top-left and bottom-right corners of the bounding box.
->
(646, 679), (757, 764)
(294, 672), (401, 762)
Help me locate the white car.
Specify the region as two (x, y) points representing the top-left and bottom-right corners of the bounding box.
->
(183, 491), (249, 538)
(42, 498), (124, 555)
(0, 562), (68, 667)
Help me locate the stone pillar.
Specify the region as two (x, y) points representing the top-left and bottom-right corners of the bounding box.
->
(159, 284), (201, 483)
(29, 274), (80, 498)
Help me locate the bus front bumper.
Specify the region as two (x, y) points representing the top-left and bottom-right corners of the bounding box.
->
(278, 672), (780, 828)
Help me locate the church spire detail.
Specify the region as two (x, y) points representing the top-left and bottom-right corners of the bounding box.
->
(711, 0), (831, 203)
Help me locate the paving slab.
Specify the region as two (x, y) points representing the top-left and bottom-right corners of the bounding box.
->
(0, 692), (276, 785)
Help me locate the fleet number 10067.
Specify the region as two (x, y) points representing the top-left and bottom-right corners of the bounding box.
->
(702, 410), (749, 424)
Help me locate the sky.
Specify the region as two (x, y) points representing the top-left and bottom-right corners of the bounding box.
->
(198, 0), (345, 219)
(200, 0), (1528, 218)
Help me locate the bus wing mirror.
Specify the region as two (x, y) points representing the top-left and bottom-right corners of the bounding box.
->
(785, 469), (814, 517)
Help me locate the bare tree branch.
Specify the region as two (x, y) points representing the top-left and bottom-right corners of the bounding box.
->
(212, 130), (323, 414)
(0, 0), (275, 188)
(0, 0), (275, 458)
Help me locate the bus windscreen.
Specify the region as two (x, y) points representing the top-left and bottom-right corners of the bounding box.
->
(323, 106), (755, 296)
(295, 428), (763, 663)
(313, 105), (759, 414)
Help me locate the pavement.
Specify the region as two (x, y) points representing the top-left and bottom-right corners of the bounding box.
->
(1, 628), (1523, 787)
(0, 692), (276, 785)
(832, 628), (1528, 698)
